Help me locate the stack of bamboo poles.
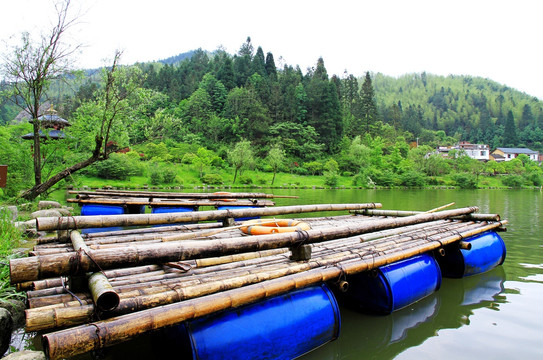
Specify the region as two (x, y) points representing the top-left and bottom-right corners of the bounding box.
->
(67, 190), (299, 208)
(8, 203), (507, 360)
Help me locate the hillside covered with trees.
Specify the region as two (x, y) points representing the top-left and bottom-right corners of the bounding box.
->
(1, 36), (542, 199)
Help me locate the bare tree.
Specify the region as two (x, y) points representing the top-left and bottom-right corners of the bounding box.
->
(18, 50), (140, 200)
(1, 1), (141, 200)
(1, 0), (80, 188)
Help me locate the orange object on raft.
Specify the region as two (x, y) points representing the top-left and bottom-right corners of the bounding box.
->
(240, 219), (311, 235)
(211, 192), (237, 202)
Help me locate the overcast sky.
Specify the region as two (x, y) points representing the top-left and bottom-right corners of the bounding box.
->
(2, 0), (542, 99)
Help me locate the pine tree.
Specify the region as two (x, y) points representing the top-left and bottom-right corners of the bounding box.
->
(360, 72), (378, 135)
(265, 52), (277, 80)
(519, 104), (534, 129)
(252, 46), (267, 77)
(503, 110), (518, 146)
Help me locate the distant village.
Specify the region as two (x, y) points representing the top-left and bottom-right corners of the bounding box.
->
(429, 142), (541, 164)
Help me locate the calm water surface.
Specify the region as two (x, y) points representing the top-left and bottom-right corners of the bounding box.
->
(29, 188), (543, 359)
(273, 189), (542, 360)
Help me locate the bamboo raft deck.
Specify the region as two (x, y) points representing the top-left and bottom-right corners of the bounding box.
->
(9, 202), (507, 360)
(66, 189), (299, 208)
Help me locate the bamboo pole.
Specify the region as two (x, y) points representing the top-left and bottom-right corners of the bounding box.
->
(355, 209), (501, 222)
(424, 202), (455, 213)
(13, 206), (475, 283)
(41, 220), (507, 360)
(69, 198), (275, 207)
(70, 190), (298, 199)
(36, 203), (382, 231)
(88, 273), (119, 312)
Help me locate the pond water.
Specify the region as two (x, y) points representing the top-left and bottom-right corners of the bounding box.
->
(19, 188), (543, 359)
(273, 188), (542, 360)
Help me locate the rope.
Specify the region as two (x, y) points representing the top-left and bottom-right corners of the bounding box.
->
(293, 230), (310, 248)
(334, 263), (346, 284)
(60, 276), (83, 306)
(79, 248), (106, 276)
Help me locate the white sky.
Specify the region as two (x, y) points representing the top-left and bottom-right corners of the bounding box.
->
(1, 0), (542, 99)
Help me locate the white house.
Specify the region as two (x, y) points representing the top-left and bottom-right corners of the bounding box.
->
(430, 142), (490, 161)
(492, 148), (539, 162)
(457, 141), (490, 161)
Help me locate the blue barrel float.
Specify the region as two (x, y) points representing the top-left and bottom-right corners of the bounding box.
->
(151, 205), (198, 226)
(80, 204), (125, 234)
(338, 253), (442, 314)
(154, 283), (341, 360)
(436, 231), (506, 278)
(217, 205), (260, 221)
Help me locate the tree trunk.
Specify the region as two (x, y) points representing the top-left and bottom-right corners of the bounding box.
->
(32, 120), (42, 186)
(21, 136), (104, 201)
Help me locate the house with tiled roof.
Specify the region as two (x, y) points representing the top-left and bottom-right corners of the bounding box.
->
(491, 147), (539, 162)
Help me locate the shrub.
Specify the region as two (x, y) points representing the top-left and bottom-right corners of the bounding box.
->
(202, 173), (224, 185)
(181, 153), (197, 164)
(149, 168), (162, 185)
(501, 175), (525, 188)
(162, 168), (177, 183)
(342, 171), (354, 177)
(367, 168), (398, 187)
(293, 167), (308, 176)
(452, 173), (478, 189)
(239, 174), (254, 185)
(92, 153), (140, 180)
(400, 171), (427, 187)
(524, 172), (542, 186)
(352, 172), (368, 187)
(324, 171), (339, 187)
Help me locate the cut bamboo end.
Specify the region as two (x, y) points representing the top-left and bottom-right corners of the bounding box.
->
(88, 273), (119, 312)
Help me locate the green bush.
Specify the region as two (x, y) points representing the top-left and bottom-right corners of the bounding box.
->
(352, 172), (368, 187)
(162, 168), (177, 183)
(293, 167), (308, 176)
(149, 168), (162, 185)
(400, 171), (427, 187)
(202, 173), (224, 185)
(367, 168), (398, 187)
(324, 171), (339, 187)
(239, 174), (254, 185)
(92, 153), (140, 180)
(452, 173), (478, 189)
(502, 174), (525, 188)
(342, 171), (354, 177)
(524, 172), (542, 186)
(1, 208), (25, 300)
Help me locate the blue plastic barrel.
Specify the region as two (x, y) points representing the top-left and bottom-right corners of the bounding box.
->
(436, 231), (506, 278)
(80, 204), (124, 234)
(217, 205), (260, 221)
(340, 253), (442, 314)
(151, 206), (197, 214)
(155, 283), (340, 360)
(150, 206), (197, 227)
(80, 204), (125, 216)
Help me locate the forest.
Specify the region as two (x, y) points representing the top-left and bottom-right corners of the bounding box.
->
(1, 37), (542, 199)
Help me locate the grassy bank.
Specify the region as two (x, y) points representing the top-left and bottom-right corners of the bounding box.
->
(60, 163), (538, 191)
(0, 209), (25, 302)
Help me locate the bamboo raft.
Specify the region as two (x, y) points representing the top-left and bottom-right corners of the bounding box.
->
(9, 201), (507, 360)
(66, 189), (299, 208)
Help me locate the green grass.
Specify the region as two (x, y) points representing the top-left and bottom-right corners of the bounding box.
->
(0, 209), (25, 301)
(34, 161), (540, 193)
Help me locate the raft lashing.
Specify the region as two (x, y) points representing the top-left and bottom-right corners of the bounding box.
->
(9, 194), (510, 360)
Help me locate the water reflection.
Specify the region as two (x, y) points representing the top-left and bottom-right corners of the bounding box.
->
(301, 266), (506, 360)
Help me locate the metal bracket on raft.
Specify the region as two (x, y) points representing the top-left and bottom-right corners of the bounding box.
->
(289, 244), (312, 261)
